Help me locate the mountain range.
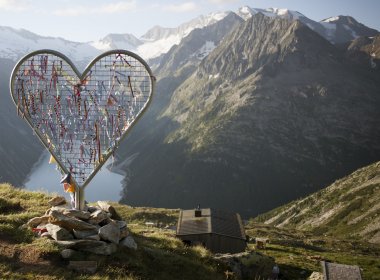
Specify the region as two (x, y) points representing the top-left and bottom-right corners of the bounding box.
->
(0, 6), (379, 217)
(1, 6), (378, 63)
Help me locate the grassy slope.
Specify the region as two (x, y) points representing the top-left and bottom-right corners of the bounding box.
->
(254, 161), (380, 243)
(0, 183), (379, 279)
(0, 184), (228, 280)
(245, 223), (380, 280)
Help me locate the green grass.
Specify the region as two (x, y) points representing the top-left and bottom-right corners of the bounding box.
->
(1, 183), (379, 279)
(246, 223), (380, 280)
(0, 184), (230, 280)
(253, 161), (380, 243)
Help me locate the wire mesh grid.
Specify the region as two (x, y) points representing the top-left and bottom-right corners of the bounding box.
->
(11, 51), (153, 187)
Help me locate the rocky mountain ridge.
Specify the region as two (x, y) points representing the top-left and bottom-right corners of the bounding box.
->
(1, 6), (377, 64)
(117, 13), (380, 217)
(254, 161), (380, 244)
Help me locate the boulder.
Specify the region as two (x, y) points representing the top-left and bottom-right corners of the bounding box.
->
(85, 235), (100, 241)
(308, 272), (323, 280)
(98, 221), (120, 244)
(46, 224), (74, 241)
(87, 206), (98, 213)
(88, 209), (109, 224)
(27, 216), (49, 228)
(54, 239), (116, 255)
(49, 210), (97, 231)
(48, 196), (66, 207)
(97, 201), (122, 220)
(120, 236), (137, 250)
(73, 229), (99, 239)
(60, 249), (77, 259)
(214, 251), (275, 279)
(68, 261), (97, 274)
(120, 226), (129, 240)
(55, 240), (118, 255)
(50, 207), (91, 220)
(116, 220), (127, 229)
(55, 239), (104, 248)
(40, 232), (53, 239)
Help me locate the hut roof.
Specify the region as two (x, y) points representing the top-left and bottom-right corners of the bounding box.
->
(176, 208), (245, 240)
(321, 261), (362, 280)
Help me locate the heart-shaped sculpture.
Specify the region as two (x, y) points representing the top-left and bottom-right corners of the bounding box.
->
(10, 49), (154, 202)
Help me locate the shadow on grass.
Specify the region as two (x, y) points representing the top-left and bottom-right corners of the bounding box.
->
(0, 250), (74, 279)
(279, 263), (313, 280)
(0, 227), (35, 244)
(106, 233), (228, 280)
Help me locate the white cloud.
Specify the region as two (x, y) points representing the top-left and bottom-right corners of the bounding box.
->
(0, 0), (30, 11)
(54, 1), (136, 16)
(208, 0), (238, 4)
(163, 2), (197, 13)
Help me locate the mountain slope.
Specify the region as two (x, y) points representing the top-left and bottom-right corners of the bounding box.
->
(345, 34), (380, 70)
(119, 14), (380, 217)
(254, 161), (380, 244)
(0, 58), (43, 185)
(155, 12), (243, 78)
(320, 16), (379, 44)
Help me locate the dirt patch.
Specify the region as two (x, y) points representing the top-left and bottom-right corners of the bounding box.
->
(0, 239), (64, 275)
(0, 242), (17, 259)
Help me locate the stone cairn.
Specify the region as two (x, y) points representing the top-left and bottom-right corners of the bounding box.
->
(25, 196), (137, 263)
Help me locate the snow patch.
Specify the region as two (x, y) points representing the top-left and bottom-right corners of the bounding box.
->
(322, 16), (340, 23)
(137, 34), (182, 59)
(208, 73), (220, 80)
(245, 7), (304, 20)
(90, 40), (111, 51)
(0, 27), (99, 64)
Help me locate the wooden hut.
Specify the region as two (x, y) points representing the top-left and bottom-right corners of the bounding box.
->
(176, 208), (246, 253)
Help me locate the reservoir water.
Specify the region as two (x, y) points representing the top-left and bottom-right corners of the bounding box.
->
(24, 151), (125, 203)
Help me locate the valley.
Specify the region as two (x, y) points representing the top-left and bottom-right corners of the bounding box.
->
(0, 5), (379, 219)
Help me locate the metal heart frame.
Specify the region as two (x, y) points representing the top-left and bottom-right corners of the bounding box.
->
(10, 49), (155, 209)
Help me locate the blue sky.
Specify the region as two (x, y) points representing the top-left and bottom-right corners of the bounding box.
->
(0, 0), (379, 42)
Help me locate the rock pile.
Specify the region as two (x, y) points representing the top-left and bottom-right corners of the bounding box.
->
(25, 197), (137, 256)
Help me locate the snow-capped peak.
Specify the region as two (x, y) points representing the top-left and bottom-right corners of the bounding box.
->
(322, 16), (341, 23)
(237, 7), (305, 21)
(0, 25), (100, 66)
(91, 33), (142, 51)
(141, 11), (229, 42)
(137, 10), (229, 59)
